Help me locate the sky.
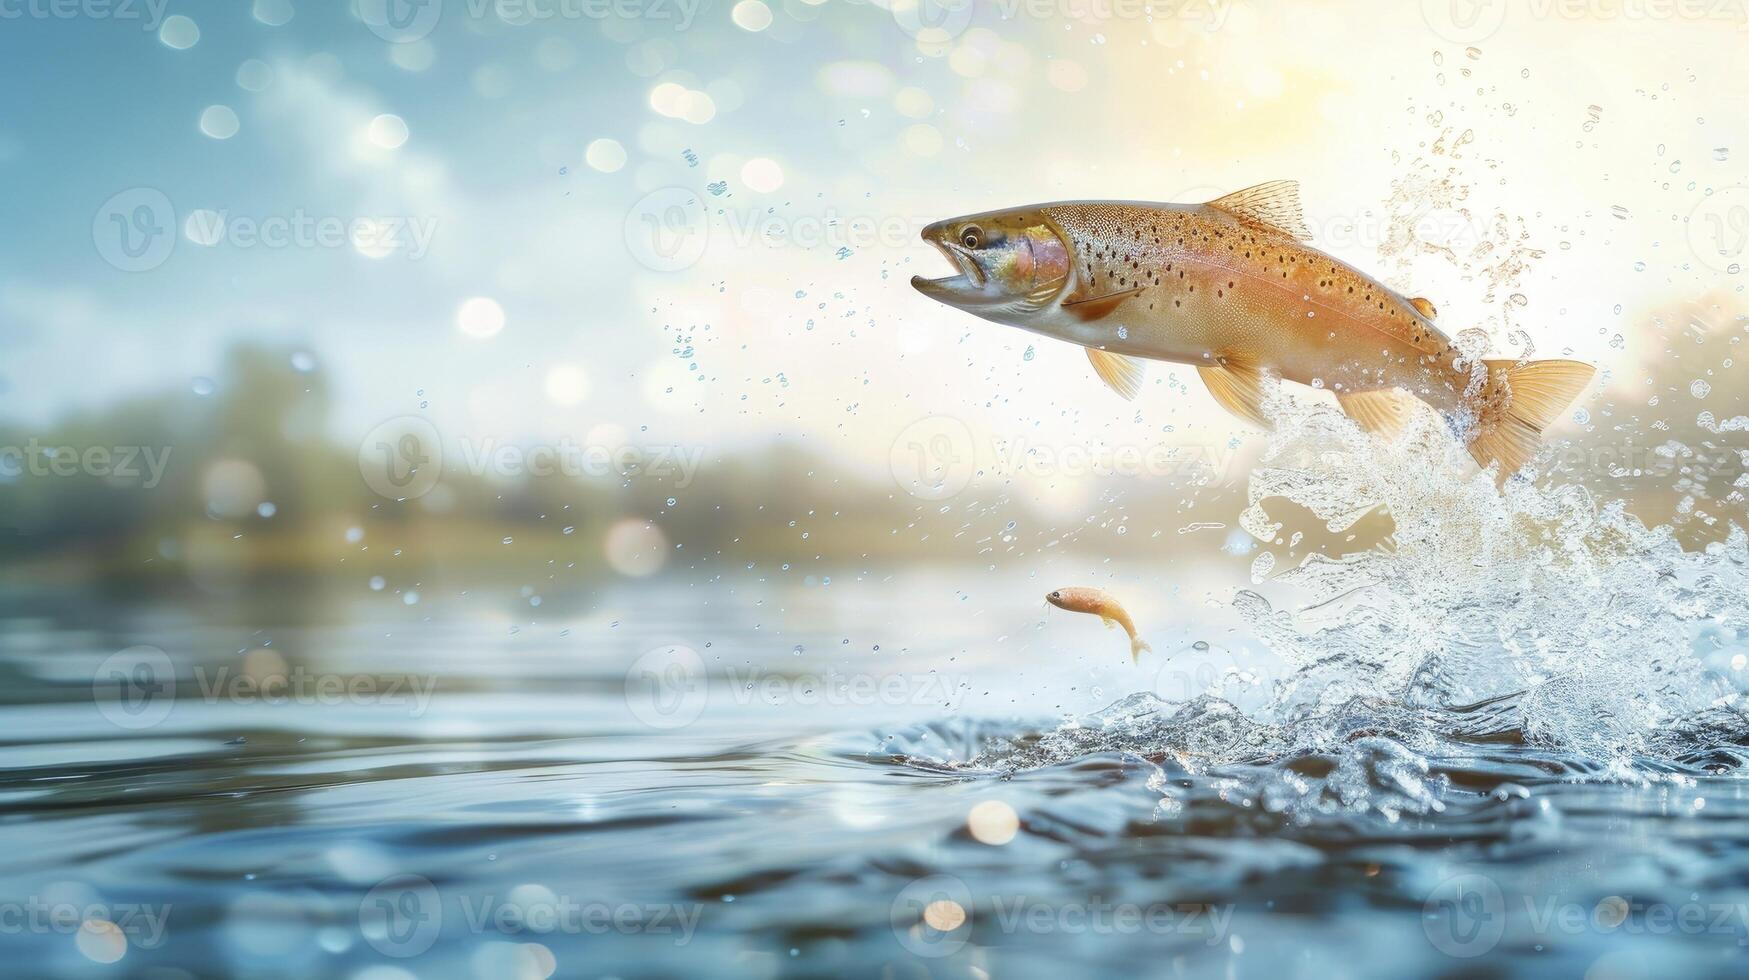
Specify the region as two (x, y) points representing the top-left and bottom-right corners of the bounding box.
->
(0, 0), (1744, 513)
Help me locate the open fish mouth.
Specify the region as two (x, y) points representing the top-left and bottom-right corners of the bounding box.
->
(911, 240), (993, 305)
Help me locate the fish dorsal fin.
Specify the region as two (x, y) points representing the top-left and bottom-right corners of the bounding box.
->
(1207, 181), (1312, 241)
(1337, 387), (1417, 438)
(1197, 361), (1274, 429)
(1409, 296), (1438, 319)
(1087, 347), (1145, 400)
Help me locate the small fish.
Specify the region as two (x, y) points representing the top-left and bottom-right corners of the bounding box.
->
(912, 182), (1594, 481)
(1047, 587), (1151, 661)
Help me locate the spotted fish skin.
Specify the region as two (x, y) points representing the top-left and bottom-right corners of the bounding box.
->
(1040, 200), (1471, 407)
(911, 182), (1594, 479)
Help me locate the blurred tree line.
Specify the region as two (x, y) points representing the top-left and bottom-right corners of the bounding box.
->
(1, 298), (1743, 584)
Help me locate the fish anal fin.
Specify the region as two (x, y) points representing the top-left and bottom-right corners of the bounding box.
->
(1337, 387), (1418, 438)
(1207, 181), (1312, 242)
(1087, 348), (1145, 400)
(1409, 296), (1438, 319)
(1197, 361), (1273, 429)
(1062, 286), (1142, 322)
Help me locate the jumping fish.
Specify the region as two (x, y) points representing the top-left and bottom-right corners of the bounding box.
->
(912, 182), (1594, 480)
(1047, 587), (1151, 661)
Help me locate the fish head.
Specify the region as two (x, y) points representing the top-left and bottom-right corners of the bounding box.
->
(912, 208), (1072, 319)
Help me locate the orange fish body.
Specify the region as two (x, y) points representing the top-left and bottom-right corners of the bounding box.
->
(913, 182), (1593, 479)
(1047, 587), (1150, 662)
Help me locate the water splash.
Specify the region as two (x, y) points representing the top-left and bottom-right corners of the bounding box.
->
(1240, 402), (1744, 754)
(932, 404), (1747, 822)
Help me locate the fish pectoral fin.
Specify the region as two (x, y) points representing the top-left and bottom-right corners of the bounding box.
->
(1337, 388), (1418, 438)
(1409, 296), (1438, 319)
(1086, 348), (1145, 400)
(1207, 181), (1312, 242)
(1197, 361), (1274, 430)
(1062, 286), (1143, 322)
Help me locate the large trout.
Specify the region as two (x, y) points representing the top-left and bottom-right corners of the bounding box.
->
(911, 181), (1593, 479)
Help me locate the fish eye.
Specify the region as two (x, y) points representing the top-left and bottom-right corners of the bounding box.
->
(1049, 591), (1060, 599)
(960, 226), (982, 249)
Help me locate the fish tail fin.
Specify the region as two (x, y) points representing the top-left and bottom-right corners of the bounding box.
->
(1130, 637), (1151, 662)
(1466, 359), (1595, 483)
